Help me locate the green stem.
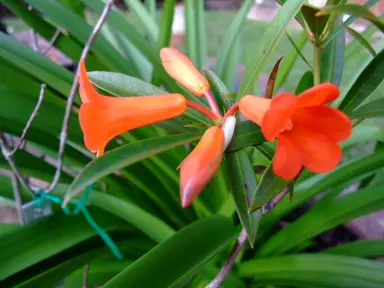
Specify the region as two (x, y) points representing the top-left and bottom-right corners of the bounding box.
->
(313, 44), (321, 85)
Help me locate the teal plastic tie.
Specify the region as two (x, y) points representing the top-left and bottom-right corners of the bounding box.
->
(33, 186), (123, 260)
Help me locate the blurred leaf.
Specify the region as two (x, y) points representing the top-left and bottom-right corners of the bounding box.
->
(265, 57), (283, 99)
(276, 31), (310, 89)
(250, 165), (287, 212)
(240, 254), (384, 287)
(185, 0), (197, 66)
(236, 0), (305, 100)
(103, 216), (235, 288)
(222, 35), (241, 91)
(260, 152), (384, 236)
(320, 17), (345, 86)
(339, 49), (384, 114)
(145, 0), (156, 21)
(343, 24), (377, 57)
(59, 0), (85, 17)
(227, 121), (265, 152)
(349, 98), (384, 119)
(295, 71), (314, 94)
(123, 0), (158, 43)
(226, 150), (261, 246)
(0, 210), (128, 281)
(196, 0), (207, 69)
(258, 184), (384, 256)
(203, 69), (230, 113)
(301, 4), (329, 39)
(157, 0), (176, 49)
(323, 240), (384, 258)
(215, 0), (254, 79)
(341, 123), (381, 149)
(318, 4), (384, 32)
(65, 133), (201, 204)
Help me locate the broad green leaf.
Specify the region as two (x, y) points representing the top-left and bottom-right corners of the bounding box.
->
(301, 4), (329, 39)
(236, 0), (305, 100)
(320, 16), (345, 86)
(343, 23), (377, 57)
(239, 254), (384, 287)
(249, 164), (287, 212)
(258, 184), (384, 256)
(276, 31), (310, 90)
(339, 49), (384, 114)
(226, 150), (261, 246)
(323, 240), (384, 258)
(318, 4), (384, 33)
(59, 0), (85, 17)
(64, 133), (201, 204)
(0, 210), (128, 281)
(349, 98), (384, 119)
(204, 69), (230, 113)
(103, 216), (235, 287)
(260, 152), (384, 237)
(227, 121), (265, 152)
(215, 0), (254, 79)
(295, 71), (314, 94)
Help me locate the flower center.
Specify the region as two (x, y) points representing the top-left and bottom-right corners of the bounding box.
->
(284, 120), (294, 132)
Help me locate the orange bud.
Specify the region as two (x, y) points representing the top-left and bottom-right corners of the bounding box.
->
(160, 47), (210, 96)
(179, 126), (224, 208)
(78, 59), (187, 156)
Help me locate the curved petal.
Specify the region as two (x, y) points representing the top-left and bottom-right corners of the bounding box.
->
(239, 95), (271, 126)
(180, 127), (224, 208)
(287, 127), (342, 173)
(79, 94), (187, 155)
(160, 48), (209, 96)
(273, 134), (302, 180)
(296, 83), (339, 108)
(262, 93), (297, 141)
(293, 106), (352, 142)
(78, 59), (106, 105)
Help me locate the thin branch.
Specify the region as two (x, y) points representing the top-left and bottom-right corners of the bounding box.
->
(42, 28), (65, 56)
(0, 132), (36, 196)
(45, 0), (116, 193)
(30, 29), (41, 52)
(4, 84), (46, 157)
(11, 174), (25, 225)
(82, 264), (90, 288)
(206, 229), (247, 288)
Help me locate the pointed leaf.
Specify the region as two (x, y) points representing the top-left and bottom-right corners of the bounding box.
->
(343, 24), (377, 57)
(301, 4), (330, 39)
(349, 98), (384, 119)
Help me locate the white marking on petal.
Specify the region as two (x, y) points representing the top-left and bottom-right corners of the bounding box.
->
(222, 116), (236, 151)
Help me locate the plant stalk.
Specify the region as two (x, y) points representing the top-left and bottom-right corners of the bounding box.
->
(313, 44), (321, 85)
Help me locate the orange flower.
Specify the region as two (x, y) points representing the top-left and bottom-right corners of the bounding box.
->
(239, 83), (352, 180)
(160, 48), (210, 96)
(78, 59), (187, 157)
(179, 126), (225, 208)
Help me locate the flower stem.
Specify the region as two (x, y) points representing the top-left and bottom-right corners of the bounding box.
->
(223, 103), (239, 120)
(187, 101), (221, 123)
(313, 44), (321, 85)
(203, 90), (222, 118)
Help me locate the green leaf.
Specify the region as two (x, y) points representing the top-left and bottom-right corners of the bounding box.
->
(236, 0), (305, 100)
(323, 240), (384, 258)
(343, 23), (377, 57)
(222, 35), (241, 91)
(195, 0), (207, 69)
(301, 4), (330, 39)
(320, 17), (345, 86)
(226, 150), (261, 246)
(215, 0), (254, 79)
(227, 121), (265, 152)
(239, 254), (384, 287)
(203, 68), (230, 113)
(338, 49), (384, 114)
(295, 71), (314, 94)
(103, 216), (235, 288)
(185, 0), (198, 66)
(349, 98), (384, 119)
(58, 0), (85, 17)
(157, 0), (176, 49)
(249, 164), (287, 212)
(318, 4), (384, 33)
(64, 133), (201, 205)
(258, 183), (384, 256)
(145, 0), (156, 21)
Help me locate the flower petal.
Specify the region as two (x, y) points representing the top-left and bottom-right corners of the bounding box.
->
(78, 59), (105, 105)
(239, 95), (271, 126)
(262, 93), (297, 141)
(287, 127), (342, 173)
(180, 126), (224, 208)
(160, 48), (209, 96)
(293, 106), (352, 142)
(296, 83), (339, 108)
(273, 134), (302, 180)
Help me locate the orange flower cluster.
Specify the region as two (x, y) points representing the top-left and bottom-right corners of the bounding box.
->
(78, 47), (351, 208)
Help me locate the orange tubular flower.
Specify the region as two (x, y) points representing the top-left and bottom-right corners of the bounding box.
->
(239, 83), (352, 180)
(180, 126), (225, 208)
(78, 59), (187, 157)
(160, 48), (210, 96)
